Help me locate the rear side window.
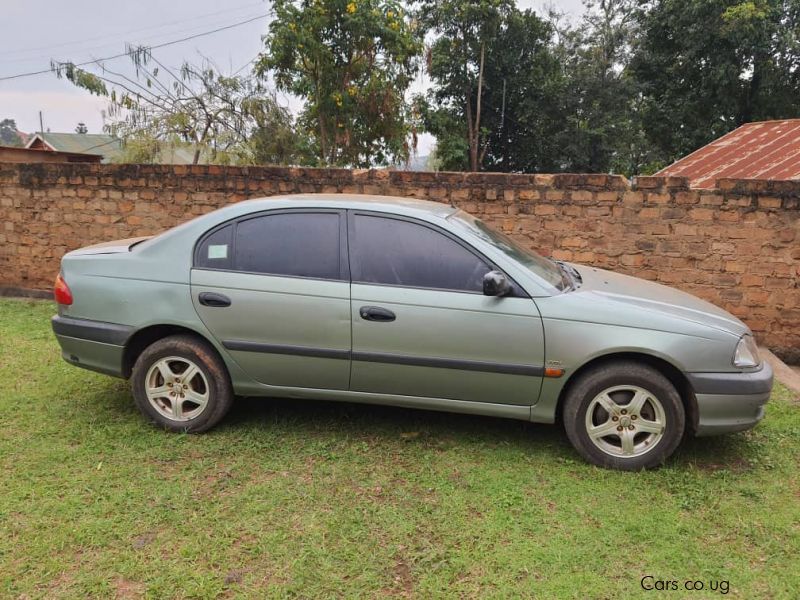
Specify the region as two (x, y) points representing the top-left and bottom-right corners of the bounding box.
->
(234, 212), (341, 279)
(351, 214), (491, 292)
(196, 224), (233, 270)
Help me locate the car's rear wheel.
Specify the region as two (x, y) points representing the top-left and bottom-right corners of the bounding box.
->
(131, 334), (233, 432)
(562, 361), (685, 470)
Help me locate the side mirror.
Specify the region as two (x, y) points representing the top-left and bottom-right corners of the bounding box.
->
(483, 270), (511, 297)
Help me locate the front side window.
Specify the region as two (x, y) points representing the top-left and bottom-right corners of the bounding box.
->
(234, 212), (341, 279)
(448, 210), (569, 292)
(351, 214), (491, 292)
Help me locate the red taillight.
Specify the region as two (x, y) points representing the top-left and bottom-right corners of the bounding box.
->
(54, 273), (73, 305)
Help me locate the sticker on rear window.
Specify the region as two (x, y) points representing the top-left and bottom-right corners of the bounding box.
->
(208, 244), (228, 260)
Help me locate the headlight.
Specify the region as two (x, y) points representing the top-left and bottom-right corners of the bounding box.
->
(733, 335), (760, 368)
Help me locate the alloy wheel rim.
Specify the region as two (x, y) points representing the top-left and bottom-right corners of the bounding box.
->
(584, 385), (666, 458)
(145, 356), (209, 422)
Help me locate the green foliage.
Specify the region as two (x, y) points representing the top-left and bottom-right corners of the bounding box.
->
(237, 97), (307, 166)
(52, 60), (109, 96)
(478, 9), (565, 172)
(53, 49), (303, 166)
(417, 0), (649, 174)
(258, 0), (423, 167)
(420, 0), (800, 176)
(418, 6), (563, 172)
(630, 0), (800, 164)
(0, 118), (23, 147)
(417, 0), (517, 171)
(551, 0), (655, 174)
(114, 134), (162, 163)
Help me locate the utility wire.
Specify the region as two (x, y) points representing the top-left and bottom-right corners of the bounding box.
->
(232, 54), (262, 76)
(0, 14), (268, 82)
(2, 1), (266, 60)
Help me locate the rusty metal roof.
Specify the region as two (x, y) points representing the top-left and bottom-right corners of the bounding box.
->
(655, 119), (800, 188)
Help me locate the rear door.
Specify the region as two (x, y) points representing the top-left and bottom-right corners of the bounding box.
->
(348, 211), (545, 405)
(191, 209), (351, 390)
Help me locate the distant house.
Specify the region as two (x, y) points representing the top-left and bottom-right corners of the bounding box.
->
(0, 145), (102, 164)
(656, 119), (800, 188)
(26, 132), (123, 163)
(23, 132), (220, 164)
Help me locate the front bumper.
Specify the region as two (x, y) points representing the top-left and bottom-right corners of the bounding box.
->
(52, 315), (132, 378)
(687, 362), (773, 436)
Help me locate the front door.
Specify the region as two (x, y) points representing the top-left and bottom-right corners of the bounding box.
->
(348, 212), (545, 405)
(191, 209), (351, 390)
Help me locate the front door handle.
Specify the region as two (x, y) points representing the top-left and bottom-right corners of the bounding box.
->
(198, 292), (231, 308)
(359, 306), (396, 322)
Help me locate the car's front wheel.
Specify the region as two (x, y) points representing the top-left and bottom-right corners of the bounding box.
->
(562, 361), (685, 470)
(131, 334), (233, 432)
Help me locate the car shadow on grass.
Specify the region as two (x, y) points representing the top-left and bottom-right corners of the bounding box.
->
(92, 383), (764, 472)
(222, 395), (761, 471)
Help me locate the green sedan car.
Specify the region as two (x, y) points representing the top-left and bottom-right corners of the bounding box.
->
(51, 194), (772, 470)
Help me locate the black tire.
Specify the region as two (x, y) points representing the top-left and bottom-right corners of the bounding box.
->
(131, 334), (233, 433)
(562, 361), (685, 471)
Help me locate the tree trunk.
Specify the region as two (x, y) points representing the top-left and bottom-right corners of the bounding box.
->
(469, 42), (486, 172)
(318, 112), (329, 165)
(740, 53), (764, 125)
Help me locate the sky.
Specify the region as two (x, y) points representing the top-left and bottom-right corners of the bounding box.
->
(0, 0), (584, 155)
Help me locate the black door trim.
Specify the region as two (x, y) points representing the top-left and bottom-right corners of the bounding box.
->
(352, 351), (544, 376)
(222, 341), (544, 377)
(222, 340), (350, 360)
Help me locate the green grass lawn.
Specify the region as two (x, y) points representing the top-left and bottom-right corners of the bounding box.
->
(1, 299), (798, 599)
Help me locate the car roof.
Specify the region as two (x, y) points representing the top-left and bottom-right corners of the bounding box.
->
(228, 194), (458, 220)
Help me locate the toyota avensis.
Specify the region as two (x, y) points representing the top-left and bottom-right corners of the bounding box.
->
(51, 194), (773, 470)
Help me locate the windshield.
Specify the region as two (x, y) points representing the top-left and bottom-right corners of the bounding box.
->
(448, 210), (570, 292)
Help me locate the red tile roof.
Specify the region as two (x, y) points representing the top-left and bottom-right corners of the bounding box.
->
(655, 119), (800, 188)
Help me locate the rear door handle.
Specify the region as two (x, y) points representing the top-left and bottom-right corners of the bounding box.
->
(359, 306), (396, 322)
(198, 292), (231, 308)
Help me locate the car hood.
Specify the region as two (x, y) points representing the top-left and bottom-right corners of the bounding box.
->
(66, 236), (152, 256)
(570, 264), (748, 337)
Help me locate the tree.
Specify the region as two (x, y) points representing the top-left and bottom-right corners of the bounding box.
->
(630, 0), (800, 163)
(417, 0), (516, 171)
(258, 0), (422, 167)
(52, 47), (302, 165)
(549, 0), (651, 175)
(478, 9), (565, 172)
(0, 118), (23, 147)
(419, 7), (563, 172)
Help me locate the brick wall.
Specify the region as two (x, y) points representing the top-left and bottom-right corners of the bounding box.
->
(1, 162), (798, 362)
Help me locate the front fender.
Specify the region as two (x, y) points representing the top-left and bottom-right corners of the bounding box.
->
(530, 316), (738, 423)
